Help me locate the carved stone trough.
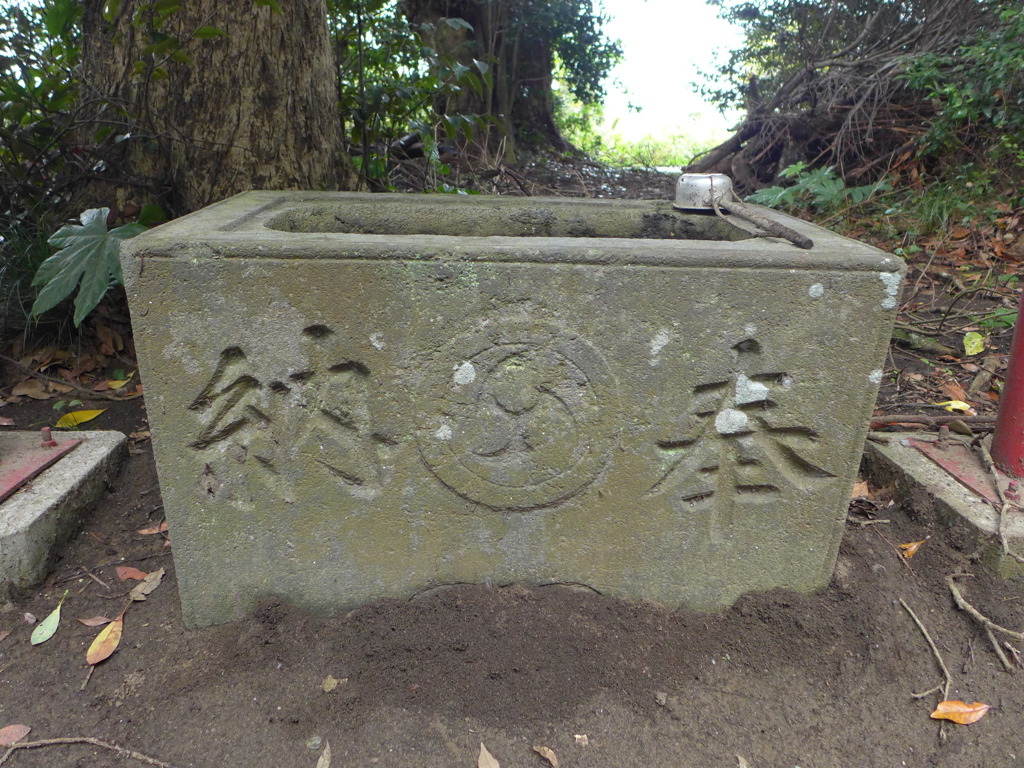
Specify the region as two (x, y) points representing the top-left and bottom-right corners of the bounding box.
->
(122, 191), (903, 627)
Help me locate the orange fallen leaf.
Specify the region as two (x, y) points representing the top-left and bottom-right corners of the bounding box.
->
(116, 566), (148, 581)
(940, 381), (970, 402)
(76, 616), (112, 627)
(850, 479), (871, 499)
(137, 521), (168, 535)
(86, 611), (124, 665)
(930, 700), (991, 724)
(900, 538), (929, 558)
(0, 724), (31, 746)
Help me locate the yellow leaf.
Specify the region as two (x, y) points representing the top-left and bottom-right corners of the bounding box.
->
(930, 700), (991, 724)
(899, 538), (928, 558)
(478, 742), (500, 768)
(106, 372), (135, 389)
(86, 611), (124, 665)
(55, 409), (106, 428)
(936, 400), (976, 415)
(532, 745), (559, 767)
(322, 675), (347, 693)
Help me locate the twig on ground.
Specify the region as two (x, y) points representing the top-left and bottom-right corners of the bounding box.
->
(947, 574), (1024, 644)
(900, 598), (953, 702)
(986, 627), (1014, 673)
(0, 736), (177, 767)
(0, 352), (142, 402)
(847, 516), (892, 527)
(976, 444), (1024, 564)
(871, 528), (915, 572)
(870, 414), (997, 429)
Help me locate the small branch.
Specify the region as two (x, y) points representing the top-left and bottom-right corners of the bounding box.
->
(987, 627), (1014, 673)
(947, 574), (1024, 642)
(900, 598), (952, 701)
(870, 414), (996, 429)
(0, 737), (177, 767)
(976, 443), (1024, 564)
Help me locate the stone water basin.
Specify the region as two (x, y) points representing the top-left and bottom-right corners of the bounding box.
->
(122, 191), (903, 627)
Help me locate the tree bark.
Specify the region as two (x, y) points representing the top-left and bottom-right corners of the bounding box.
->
(81, 0), (356, 216)
(401, 0), (575, 160)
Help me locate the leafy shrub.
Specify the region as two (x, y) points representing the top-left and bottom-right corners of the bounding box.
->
(746, 162), (889, 212)
(32, 208), (145, 327)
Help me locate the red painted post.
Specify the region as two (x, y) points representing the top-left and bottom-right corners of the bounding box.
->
(992, 290), (1024, 477)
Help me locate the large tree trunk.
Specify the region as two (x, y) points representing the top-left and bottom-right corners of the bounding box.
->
(80, 0), (356, 216)
(401, 0), (574, 160)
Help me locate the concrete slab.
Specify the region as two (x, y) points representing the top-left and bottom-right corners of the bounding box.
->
(863, 431), (1024, 577)
(0, 430), (127, 591)
(122, 191), (903, 627)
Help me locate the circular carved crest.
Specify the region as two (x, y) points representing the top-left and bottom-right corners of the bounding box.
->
(416, 321), (620, 510)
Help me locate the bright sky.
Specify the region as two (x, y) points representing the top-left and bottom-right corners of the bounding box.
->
(598, 0), (744, 142)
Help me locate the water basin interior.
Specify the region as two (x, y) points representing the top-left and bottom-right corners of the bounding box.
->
(264, 201), (754, 241)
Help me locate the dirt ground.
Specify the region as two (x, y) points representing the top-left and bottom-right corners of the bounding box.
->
(2, 164), (1023, 767)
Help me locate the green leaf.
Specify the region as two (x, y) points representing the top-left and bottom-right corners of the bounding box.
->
(963, 331), (986, 356)
(103, 0), (121, 22)
(32, 209), (145, 327)
(194, 26), (225, 39)
(443, 17), (473, 31)
(30, 590), (68, 645)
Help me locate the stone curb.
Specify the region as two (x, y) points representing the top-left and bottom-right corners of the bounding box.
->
(0, 430), (127, 593)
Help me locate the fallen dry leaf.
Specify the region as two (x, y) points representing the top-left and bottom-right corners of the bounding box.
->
(116, 566), (148, 581)
(137, 521), (168, 535)
(86, 611), (124, 665)
(129, 430), (151, 442)
(130, 567), (164, 601)
(532, 745), (559, 767)
(315, 740), (332, 768)
(478, 742), (500, 768)
(736, 757), (750, 768)
(574, 734), (589, 746)
(0, 724), (31, 746)
(940, 381), (970, 402)
(11, 379), (51, 400)
(76, 616), (112, 627)
(850, 479), (870, 499)
(930, 700), (991, 724)
(0, 630), (11, 643)
(900, 538), (929, 558)
(22, 613), (36, 625)
(0, 416), (14, 426)
(322, 675), (347, 693)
